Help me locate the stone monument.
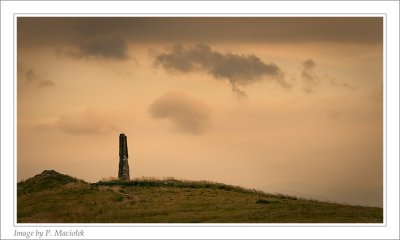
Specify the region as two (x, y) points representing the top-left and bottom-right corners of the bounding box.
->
(118, 133), (130, 180)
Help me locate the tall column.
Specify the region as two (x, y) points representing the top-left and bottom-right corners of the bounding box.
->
(118, 133), (130, 180)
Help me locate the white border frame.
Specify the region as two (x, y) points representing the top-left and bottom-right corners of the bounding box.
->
(2, 1), (399, 239)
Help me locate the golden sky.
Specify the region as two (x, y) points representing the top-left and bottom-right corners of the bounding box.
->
(17, 17), (383, 207)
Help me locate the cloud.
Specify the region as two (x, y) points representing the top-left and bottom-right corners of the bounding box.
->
(301, 60), (357, 93)
(330, 78), (357, 90)
(66, 35), (128, 60)
(37, 80), (55, 88)
(155, 44), (290, 97)
(301, 59), (319, 93)
(18, 17), (383, 47)
(25, 69), (39, 82)
(56, 108), (119, 135)
(21, 68), (55, 89)
(149, 92), (211, 135)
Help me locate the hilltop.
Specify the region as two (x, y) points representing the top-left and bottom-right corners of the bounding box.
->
(17, 170), (383, 223)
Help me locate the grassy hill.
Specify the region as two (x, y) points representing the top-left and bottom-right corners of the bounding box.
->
(17, 170), (383, 223)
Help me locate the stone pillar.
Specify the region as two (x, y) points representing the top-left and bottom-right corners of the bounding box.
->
(118, 133), (130, 180)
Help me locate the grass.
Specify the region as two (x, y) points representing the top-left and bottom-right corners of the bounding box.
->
(17, 170), (84, 196)
(17, 170), (383, 223)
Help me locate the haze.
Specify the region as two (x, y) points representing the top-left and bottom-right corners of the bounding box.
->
(17, 17), (383, 207)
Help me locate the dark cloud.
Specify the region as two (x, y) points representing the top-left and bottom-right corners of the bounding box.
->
(56, 109), (118, 135)
(25, 69), (39, 82)
(20, 68), (55, 89)
(149, 92), (211, 135)
(18, 17), (383, 47)
(66, 35), (128, 60)
(301, 60), (357, 93)
(330, 79), (357, 90)
(301, 59), (319, 93)
(155, 44), (289, 97)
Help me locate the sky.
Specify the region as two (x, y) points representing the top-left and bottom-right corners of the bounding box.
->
(17, 17), (383, 207)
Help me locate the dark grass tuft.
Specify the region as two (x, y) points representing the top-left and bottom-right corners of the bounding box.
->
(94, 178), (260, 195)
(256, 199), (272, 204)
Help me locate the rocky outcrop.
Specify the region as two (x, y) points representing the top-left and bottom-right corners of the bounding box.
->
(118, 133), (130, 180)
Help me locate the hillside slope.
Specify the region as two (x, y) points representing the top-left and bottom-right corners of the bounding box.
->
(17, 170), (383, 223)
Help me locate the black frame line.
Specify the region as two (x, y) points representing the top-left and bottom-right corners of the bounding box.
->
(10, 12), (388, 229)
(1, 0), (400, 1)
